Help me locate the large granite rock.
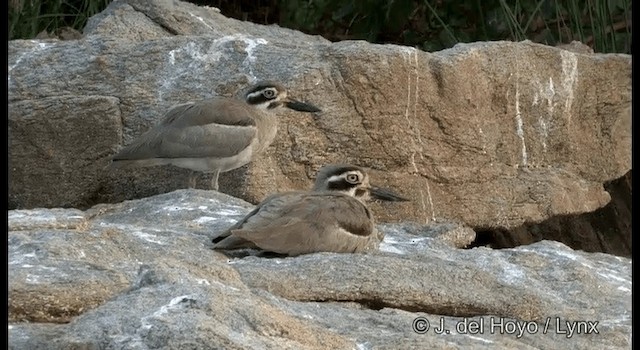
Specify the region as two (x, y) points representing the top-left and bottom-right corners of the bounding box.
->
(8, 0), (631, 254)
(477, 170), (632, 257)
(8, 190), (631, 349)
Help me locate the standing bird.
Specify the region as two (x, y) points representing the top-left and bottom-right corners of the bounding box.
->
(211, 164), (409, 256)
(109, 81), (321, 190)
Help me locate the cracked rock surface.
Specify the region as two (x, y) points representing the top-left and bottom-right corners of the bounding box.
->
(9, 190), (631, 349)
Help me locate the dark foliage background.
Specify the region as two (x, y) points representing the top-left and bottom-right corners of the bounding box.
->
(9, 0), (632, 53)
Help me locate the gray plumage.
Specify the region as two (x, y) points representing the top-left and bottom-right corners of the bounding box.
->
(211, 164), (408, 256)
(110, 82), (320, 190)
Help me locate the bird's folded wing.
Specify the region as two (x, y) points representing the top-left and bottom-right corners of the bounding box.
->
(211, 205), (263, 244)
(210, 233), (258, 250)
(304, 192), (374, 237)
(113, 124), (257, 160)
(211, 192), (304, 246)
(113, 99), (262, 160)
(229, 194), (374, 255)
(160, 99), (257, 128)
(228, 217), (311, 254)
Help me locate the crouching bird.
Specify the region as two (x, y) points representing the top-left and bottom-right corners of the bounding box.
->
(211, 164), (409, 256)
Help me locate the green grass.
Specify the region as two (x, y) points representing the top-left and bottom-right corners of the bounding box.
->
(8, 0), (631, 54)
(277, 0), (631, 54)
(9, 0), (112, 40)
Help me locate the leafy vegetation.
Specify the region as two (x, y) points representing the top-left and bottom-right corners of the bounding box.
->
(276, 0), (631, 53)
(9, 0), (631, 54)
(9, 0), (111, 39)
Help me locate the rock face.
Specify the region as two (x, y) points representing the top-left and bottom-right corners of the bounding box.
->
(8, 1), (631, 252)
(475, 170), (632, 257)
(8, 190), (632, 349)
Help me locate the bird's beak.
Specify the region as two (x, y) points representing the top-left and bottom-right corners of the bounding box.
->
(285, 98), (322, 113)
(369, 185), (410, 202)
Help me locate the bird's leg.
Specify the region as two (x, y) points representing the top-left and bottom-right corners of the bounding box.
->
(187, 171), (197, 189)
(211, 170), (220, 191)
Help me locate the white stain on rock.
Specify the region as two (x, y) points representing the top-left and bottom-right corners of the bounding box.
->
(188, 12), (214, 30)
(515, 85), (528, 167)
(8, 41), (52, 85)
(160, 35), (268, 100)
(132, 231), (166, 245)
(560, 50), (578, 125)
(532, 77), (556, 153)
(240, 36), (268, 82)
(400, 46), (434, 224)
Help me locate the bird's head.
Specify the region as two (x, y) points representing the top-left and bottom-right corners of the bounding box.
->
(313, 164), (409, 203)
(244, 81), (321, 113)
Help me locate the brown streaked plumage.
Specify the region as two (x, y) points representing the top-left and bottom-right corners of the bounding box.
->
(110, 81), (321, 190)
(211, 164), (408, 256)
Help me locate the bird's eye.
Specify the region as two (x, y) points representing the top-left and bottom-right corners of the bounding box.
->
(346, 174), (360, 184)
(262, 89), (277, 99)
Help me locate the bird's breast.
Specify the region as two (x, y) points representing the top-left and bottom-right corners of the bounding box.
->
(253, 114), (279, 154)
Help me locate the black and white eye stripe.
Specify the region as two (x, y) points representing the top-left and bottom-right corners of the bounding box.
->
(244, 81), (285, 107)
(325, 170), (364, 192)
(246, 87), (279, 104)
